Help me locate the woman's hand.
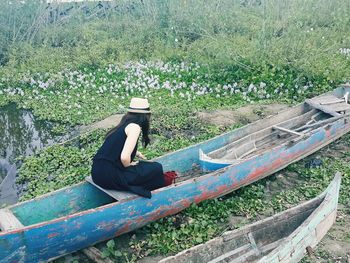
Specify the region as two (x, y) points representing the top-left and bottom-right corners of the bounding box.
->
(130, 161), (139, 166)
(136, 151), (147, 160)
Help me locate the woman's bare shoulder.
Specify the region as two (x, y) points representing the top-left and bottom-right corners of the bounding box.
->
(125, 123), (141, 135)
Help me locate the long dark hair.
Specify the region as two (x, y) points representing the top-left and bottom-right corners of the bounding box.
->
(105, 112), (151, 147)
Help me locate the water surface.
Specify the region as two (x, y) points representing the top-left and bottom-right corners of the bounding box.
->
(0, 103), (73, 206)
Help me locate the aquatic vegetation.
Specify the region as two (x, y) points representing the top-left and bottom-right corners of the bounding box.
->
(0, 60), (337, 127)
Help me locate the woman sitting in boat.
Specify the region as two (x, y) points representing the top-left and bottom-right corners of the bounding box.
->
(91, 98), (169, 198)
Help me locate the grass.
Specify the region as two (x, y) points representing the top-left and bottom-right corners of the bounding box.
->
(0, 0), (350, 81)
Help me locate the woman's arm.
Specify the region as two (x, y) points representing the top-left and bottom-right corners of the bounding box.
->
(120, 123), (141, 167)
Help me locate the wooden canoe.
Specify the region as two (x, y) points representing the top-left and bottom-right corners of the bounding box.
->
(199, 86), (350, 171)
(159, 172), (342, 263)
(1, 88), (350, 262)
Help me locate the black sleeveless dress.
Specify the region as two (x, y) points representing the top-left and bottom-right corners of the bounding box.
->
(91, 122), (165, 198)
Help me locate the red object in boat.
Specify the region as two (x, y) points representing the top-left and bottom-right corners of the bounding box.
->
(164, 171), (178, 186)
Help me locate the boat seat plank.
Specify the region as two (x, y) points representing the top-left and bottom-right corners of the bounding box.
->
(310, 94), (343, 104)
(320, 99), (345, 105)
(328, 102), (350, 112)
(85, 176), (137, 201)
(306, 97), (343, 117)
(0, 208), (24, 231)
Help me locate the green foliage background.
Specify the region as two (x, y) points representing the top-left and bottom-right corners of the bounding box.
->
(1, 0), (350, 81)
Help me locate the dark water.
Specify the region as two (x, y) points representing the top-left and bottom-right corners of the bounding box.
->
(0, 103), (74, 206)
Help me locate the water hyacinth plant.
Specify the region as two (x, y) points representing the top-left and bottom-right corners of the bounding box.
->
(0, 60), (338, 126)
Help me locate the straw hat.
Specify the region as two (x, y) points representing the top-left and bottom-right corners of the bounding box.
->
(127, 98), (151, 113)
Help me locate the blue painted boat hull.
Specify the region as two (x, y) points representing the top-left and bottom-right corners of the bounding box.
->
(1, 103), (349, 262)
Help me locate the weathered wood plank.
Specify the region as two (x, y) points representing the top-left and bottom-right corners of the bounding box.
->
(320, 99), (345, 105)
(315, 209), (337, 242)
(306, 99), (342, 117)
(311, 94), (342, 104)
(85, 176), (137, 201)
(329, 102), (350, 112)
(0, 209), (24, 231)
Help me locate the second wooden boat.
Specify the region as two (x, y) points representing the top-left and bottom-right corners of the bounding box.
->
(160, 172), (341, 263)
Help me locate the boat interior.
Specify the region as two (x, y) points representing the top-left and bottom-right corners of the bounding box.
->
(204, 86), (350, 163)
(207, 108), (330, 161)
